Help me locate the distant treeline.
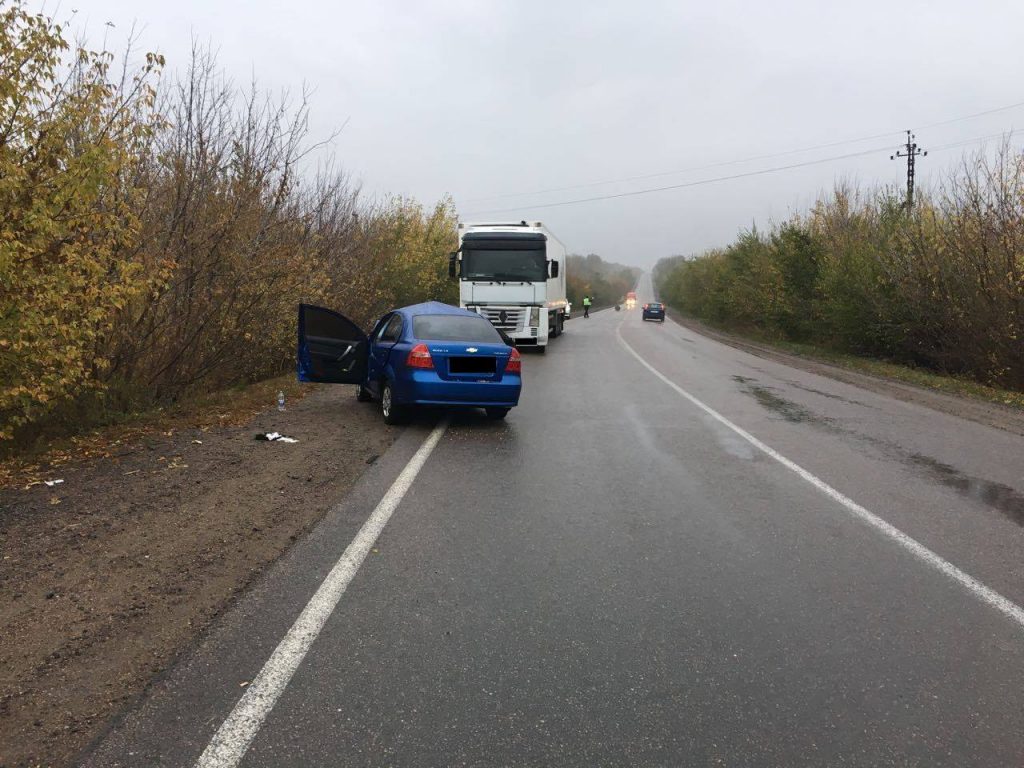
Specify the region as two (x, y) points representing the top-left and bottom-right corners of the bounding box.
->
(1, 2), (457, 448)
(654, 145), (1024, 391)
(567, 254), (641, 309)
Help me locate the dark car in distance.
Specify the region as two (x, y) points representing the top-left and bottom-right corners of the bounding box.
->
(642, 302), (666, 322)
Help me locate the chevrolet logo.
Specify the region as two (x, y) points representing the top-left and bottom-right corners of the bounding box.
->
(466, 347), (478, 353)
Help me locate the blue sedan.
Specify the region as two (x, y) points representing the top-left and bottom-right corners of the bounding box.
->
(297, 301), (522, 423)
(642, 302), (666, 322)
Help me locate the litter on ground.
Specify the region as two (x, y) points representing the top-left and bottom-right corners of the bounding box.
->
(255, 432), (298, 443)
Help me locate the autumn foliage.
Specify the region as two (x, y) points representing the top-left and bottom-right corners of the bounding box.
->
(0, 3), (457, 448)
(655, 149), (1024, 390)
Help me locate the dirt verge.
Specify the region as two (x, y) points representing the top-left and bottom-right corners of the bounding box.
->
(0, 383), (396, 767)
(668, 311), (1024, 438)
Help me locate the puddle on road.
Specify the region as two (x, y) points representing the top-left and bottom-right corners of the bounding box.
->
(663, 333), (697, 353)
(731, 375), (832, 426)
(731, 374), (1024, 526)
(907, 454), (1024, 525)
(786, 380), (868, 407)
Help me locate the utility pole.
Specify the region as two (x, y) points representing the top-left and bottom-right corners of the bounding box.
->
(890, 130), (927, 208)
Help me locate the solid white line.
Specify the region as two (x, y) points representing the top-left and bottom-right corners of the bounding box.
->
(195, 420), (449, 768)
(616, 322), (1024, 630)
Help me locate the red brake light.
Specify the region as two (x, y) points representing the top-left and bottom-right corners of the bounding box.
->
(643, 303), (648, 309)
(506, 347), (522, 374)
(406, 343), (434, 369)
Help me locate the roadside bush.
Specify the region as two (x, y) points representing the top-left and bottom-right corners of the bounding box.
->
(0, 5), (459, 450)
(0, 3), (163, 440)
(655, 146), (1024, 390)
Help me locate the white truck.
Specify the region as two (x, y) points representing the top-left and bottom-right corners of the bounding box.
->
(449, 221), (568, 352)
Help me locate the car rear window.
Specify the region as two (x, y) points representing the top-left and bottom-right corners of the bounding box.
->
(649, 303), (663, 308)
(412, 314), (503, 343)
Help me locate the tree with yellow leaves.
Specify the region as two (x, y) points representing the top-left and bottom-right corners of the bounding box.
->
(0, 1), (162, 440)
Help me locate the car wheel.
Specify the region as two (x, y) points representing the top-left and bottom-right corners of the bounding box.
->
(356, 385), (373, 402)
(485, 407), (509, 420)
(538, 345), (547, 354)
(381, 382), (407, 425)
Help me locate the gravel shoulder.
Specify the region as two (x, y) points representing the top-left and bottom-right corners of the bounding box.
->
(0, 384), (395, 768)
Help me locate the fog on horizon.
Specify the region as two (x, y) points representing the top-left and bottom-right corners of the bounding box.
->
(74, 0), (1024, 268)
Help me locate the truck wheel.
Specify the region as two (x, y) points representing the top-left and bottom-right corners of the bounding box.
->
(381, 382), (407, 425)
(538, 345), (547, 354)
(485, 407), (509, 420)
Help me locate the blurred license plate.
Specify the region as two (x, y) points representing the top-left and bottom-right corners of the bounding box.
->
(450, 357), (496, 374)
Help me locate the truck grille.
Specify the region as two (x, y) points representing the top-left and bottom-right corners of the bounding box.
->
(480, 307), (525, 330)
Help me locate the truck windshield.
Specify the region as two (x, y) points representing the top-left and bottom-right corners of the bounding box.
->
(462, 248), (547, 282)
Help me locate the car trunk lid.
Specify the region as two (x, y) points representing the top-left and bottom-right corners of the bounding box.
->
(425, 341), (513, 381)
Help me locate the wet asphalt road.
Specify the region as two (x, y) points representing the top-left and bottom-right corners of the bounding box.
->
(84, 274), (1024, 766)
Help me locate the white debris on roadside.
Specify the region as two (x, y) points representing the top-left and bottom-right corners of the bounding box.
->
(44, 479), (65, 487)
(256, 432), (299, 443)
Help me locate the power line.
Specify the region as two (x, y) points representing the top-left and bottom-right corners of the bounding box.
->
(929, 130), (1016, 152)
(462, 130), (1018, 217)
(462, 145), (892, 216)
(918, 100), (1024, 130)
(457, 129), (904, 205)
(457, 97), (1024, 206)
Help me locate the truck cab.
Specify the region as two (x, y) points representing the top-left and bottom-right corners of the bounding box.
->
(449, 221), (568, 352)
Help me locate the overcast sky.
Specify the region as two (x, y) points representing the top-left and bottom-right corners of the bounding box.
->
(75, 0), (1024, 267)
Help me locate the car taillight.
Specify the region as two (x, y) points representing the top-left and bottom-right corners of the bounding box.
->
(643, 303), (649, 309)
(406, 343), (434, 369)
(506, 348), (522, 374)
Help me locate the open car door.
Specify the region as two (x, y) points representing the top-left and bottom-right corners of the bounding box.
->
(297, 304), (369, 384)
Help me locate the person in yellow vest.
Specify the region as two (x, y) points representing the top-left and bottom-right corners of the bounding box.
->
(582, 295), (592, 318)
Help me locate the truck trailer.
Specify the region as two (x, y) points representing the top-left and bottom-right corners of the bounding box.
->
(449, 221), (568, 352)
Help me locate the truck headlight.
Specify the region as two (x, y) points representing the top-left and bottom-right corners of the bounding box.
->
(530, 307), (540, 327)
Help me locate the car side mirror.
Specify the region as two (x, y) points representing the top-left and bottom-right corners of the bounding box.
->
(549, 260), (559, 278)
(448, 252), (458, 279)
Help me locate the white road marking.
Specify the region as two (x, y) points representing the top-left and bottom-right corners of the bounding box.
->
(195, 420), (449, 768)
(617, 322), (1024, 630)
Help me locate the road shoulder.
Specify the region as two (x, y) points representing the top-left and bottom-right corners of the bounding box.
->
(0, 384), (397, 768)
(666, 311), (1024, 437)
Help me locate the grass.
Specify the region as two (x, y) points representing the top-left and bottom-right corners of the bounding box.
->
(672, 311), (1024, 412)
(773, 338), (1024, 409)
(0, 374), (319, 490)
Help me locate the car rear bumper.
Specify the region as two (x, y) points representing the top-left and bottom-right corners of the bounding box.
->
(394, 374), (521, 407)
